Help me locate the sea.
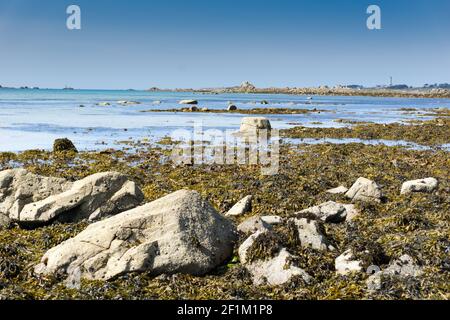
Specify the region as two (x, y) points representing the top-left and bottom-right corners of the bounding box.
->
(1, 88), (449, 152)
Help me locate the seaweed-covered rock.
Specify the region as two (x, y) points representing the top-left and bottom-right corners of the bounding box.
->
(335, 249), (364, 275)
(238, 230), (270, 264)
(346, 177), (382, 203)
(400, 177), (438, 195)
(53, 138), (78, 153)
(34, 190), (237, 281)
(367, 255), (423, 292)
(18, 172), (144, 226)
(238, 231), (311, 286)
(237, 216), (272, 234)
(298, 201), (359, 223)
(289, 218), (335, 251)
(226, 195), (253, 217)
(0, 169), (72, 220)
(239, 117), (272, 133)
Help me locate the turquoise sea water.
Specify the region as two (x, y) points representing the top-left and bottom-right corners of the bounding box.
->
(0, 88), (449, 152)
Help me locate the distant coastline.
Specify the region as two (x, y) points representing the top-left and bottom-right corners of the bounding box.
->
(2, 82), (450, 99)
(149, 82), (450, 99)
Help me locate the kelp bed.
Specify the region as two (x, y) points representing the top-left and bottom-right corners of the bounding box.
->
(0, 121), (449, 300)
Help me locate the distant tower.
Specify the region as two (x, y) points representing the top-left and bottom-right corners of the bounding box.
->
(389, 76), (393, 87)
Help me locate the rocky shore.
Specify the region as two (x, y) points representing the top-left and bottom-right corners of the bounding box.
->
(149, 84), (450, 99)
(0, 116), (448, 300)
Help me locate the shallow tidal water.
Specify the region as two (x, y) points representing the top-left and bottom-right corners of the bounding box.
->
(1, 88), (449, 152)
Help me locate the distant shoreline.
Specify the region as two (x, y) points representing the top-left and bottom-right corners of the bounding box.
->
(1, 85), (450, 99)
(166, 87), (450, 99)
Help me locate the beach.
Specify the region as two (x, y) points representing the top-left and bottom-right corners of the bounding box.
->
(0, 89), (449, 300)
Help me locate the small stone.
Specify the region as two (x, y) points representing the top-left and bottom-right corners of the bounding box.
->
(289, 218), (335, 251)
(326, 186), (348, 194)
(0, 214), (11, 229)
(335, 249), (364, 275)
(239, 117), (272, 133)
(298, 201), (347, 223)
(260, 215), (283, 225)
(245, 248), (311, 286)
(226, 195), (253, 217)
(179, 99), (198, 105)
(228, 105), (237, 111)
(346, 177), (382, 203)
(237, 216), (272, 234)
(400, 178), (438, 195)
(366, 254), (423, 292)
(97, 102), (111, 106)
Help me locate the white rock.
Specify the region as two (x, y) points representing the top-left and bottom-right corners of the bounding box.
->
(179, 99), (198, 105)
(400, 178), (438, 195)
(0, 214), (10, 229)
(343, 204), (360, 221)
(335, 250), (363, 275)
(0, 169), (72, 220)
(97, 102), (111, 106)
(117, 100), (140, 105)
(226, 195), (253, 217)
(260, 215), (283, 225)
(326, 186), (348, 194)
(18, 172), (144, 226)
(237, 216), (272, 234)
(239, 117), (272, 133)
(367, 254), (423, 291)
(298, 201), (357, 223)
(34, 190), (237, 281)
(345, 177), (382, 203)
(246, 249), (311, 286)
(290, 218), (335, 251)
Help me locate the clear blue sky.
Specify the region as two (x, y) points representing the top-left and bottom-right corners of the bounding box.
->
(0, 0), (449, 89)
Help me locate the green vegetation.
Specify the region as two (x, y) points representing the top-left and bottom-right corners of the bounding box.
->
(282, 117), (450, 146)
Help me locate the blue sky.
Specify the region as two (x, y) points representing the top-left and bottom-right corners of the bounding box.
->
(0, 0), (449, 89)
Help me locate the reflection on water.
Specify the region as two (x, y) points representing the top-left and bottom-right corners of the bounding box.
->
(0, 88), (449, 152)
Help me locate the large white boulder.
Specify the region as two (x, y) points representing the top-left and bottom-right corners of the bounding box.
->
(0, 169), (72, 220)
(400, 178), (438, 195)
(18, 172), (144, 226)
(34, 190), (237, 281)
